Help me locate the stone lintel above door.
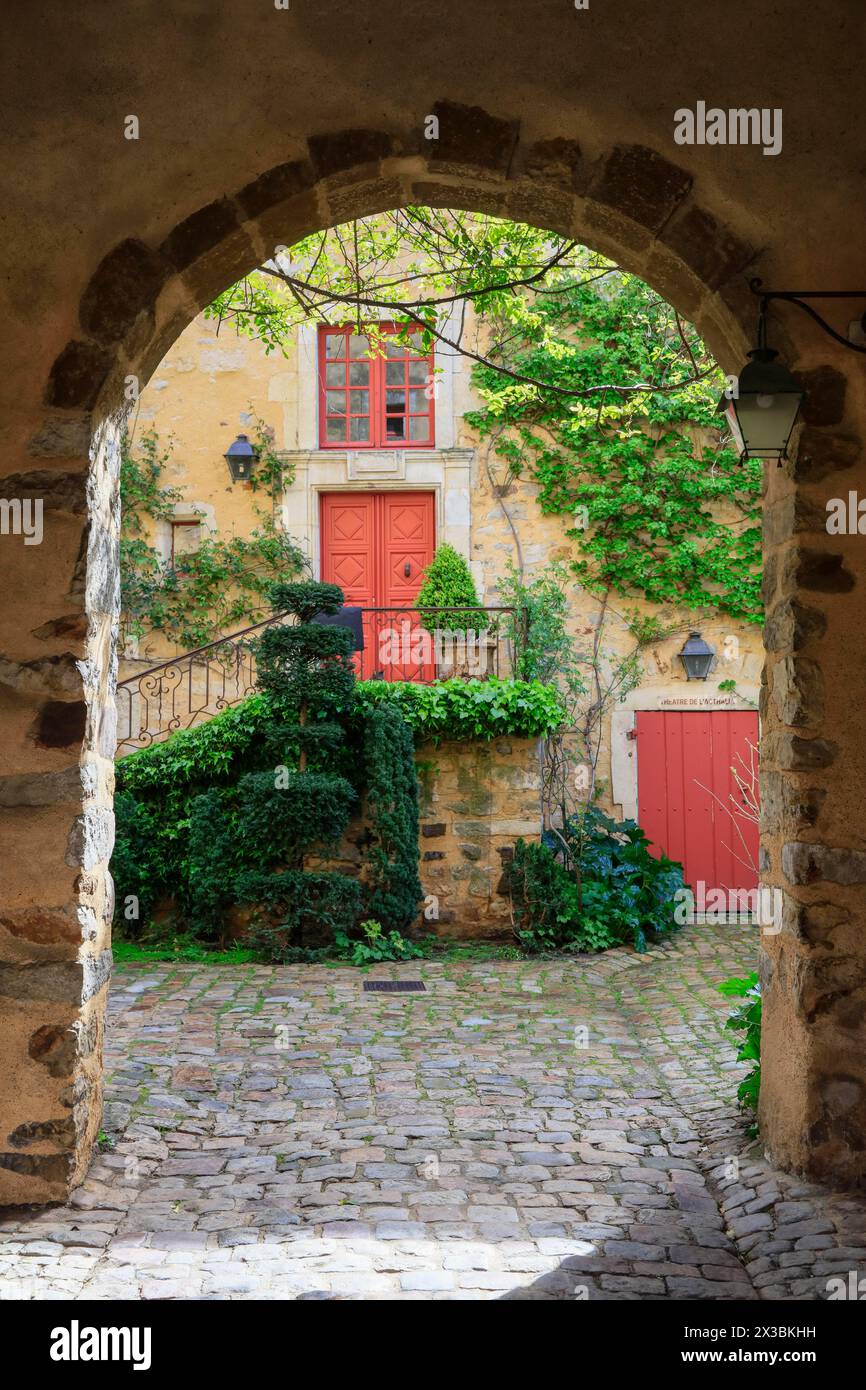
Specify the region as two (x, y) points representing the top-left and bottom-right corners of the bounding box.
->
(278, 448), (474, 574)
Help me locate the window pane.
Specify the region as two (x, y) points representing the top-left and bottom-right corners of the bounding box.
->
(349, 333), (370, 359)
(349, 390), (369, 413)
(408, 361), (428, 385)
(349, 416), (370, 442)
(325, 333), (345, 358)
(325, 363), (344, 387)
(326, 417), (347, 442)
(409, 416), (431, 442)
(408, 330), (426, 353)
(385, 336), (407, 357)
(386, 360), (405, 385)
(385, 390), (405, 413)
(386, 416), (406, 440)
(348, 361), (369, 385)
(409, 389), (429, 412)
(325, 390), (346, 414)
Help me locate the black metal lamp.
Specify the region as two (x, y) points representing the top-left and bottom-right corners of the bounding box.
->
(717, 347), (804, 462)
(224, 433), (257, 483)
(718, 279), (866, 463)
(679, 631), (715, 681)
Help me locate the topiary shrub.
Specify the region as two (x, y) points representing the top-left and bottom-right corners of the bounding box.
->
(238, 870), (363, 959)
(361, 704), (422, 932)
(415, 542), (483, 634)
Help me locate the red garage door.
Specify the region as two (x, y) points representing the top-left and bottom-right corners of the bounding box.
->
(635, 710), (759, 894)
(320, 492), (435, 680)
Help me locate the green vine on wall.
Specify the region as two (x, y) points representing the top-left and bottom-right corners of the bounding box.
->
(467, 271), (762, 625)
(120, 420), (305, 651)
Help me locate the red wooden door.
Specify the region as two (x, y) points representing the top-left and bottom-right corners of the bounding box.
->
(320, 492), (435, 680)
(635, 710), (759, 894)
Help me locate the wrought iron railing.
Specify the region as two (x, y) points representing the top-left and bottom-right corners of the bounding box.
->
(115, 606), (525, 754)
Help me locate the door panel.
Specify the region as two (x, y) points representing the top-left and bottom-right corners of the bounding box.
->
(319, 492), (435, 680)
(636, 710), (759, 894)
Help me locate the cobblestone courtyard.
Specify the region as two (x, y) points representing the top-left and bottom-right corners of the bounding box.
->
(3, 923), (866, 1300)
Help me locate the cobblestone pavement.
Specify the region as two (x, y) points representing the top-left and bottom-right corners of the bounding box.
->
(3, 922), (866, 1300)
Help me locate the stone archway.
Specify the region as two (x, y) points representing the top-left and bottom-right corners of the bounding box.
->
(3, 34), (865, 1204)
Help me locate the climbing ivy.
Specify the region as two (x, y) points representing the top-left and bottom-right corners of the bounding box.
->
(120, 424), (305, 650)
(467, 272), (762, 624)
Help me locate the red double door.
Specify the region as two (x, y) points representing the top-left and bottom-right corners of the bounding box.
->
(636, 710), (759, 895)
(319, 492), (436, 680)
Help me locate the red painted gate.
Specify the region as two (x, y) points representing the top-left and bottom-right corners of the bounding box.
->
(635, 710), (759, 894)
(319, 492), (436, 680)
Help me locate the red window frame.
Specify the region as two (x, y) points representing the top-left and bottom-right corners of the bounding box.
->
(318, 323), (435, 449)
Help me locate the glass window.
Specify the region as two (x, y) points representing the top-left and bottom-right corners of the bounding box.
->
(319, 325), (434, 448)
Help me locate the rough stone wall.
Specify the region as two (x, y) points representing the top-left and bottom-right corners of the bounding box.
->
(320, 737), (542, 939)
(2, 0), (865, 1200)
(415, 737), (542, 936)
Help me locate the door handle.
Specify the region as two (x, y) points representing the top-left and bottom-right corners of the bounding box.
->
(404, 562), (411, 577)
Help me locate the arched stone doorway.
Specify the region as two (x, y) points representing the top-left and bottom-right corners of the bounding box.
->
(3, 6), (865, 1202)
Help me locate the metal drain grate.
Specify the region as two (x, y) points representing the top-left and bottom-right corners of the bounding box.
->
(363, 980), (426, 993)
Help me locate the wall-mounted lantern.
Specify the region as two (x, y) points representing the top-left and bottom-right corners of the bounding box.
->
(224, 433), (257, 483)
(718, 279), (866, 463)
(678, 631), (716, 681)
(716, 345), (804, 463)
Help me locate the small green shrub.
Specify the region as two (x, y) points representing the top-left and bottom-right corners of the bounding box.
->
(509, 808), (685, 953)
(415, 543), (483, 633)
(335, 919), (424, 966)
(719, 972), (761, 1125)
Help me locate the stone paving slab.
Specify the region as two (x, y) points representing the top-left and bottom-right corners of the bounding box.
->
(2, 923), (865, 1300)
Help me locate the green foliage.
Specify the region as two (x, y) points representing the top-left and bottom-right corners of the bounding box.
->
(112, 582), (422, 957)
(111, 791), (173, 929)
(361, 705), (422, 931)
(415, 543), (483, 634)
(335, 919), (424, 966)
(468, 271), (762, 624)
(509, 808), (685, 953)
(719, 972), (762, 1120)
(351, 677), (563, 742)
(268, 581), (344, 621)
(235, 770), (357, 868)
(254, 583), (355, 716)
(238, 871), (363, 959)
(186, 790), (240, 932)
(120, 427), (306, 649)
(495, 561), (585, 693)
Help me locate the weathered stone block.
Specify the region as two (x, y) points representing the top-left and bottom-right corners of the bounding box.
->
(236, 160), (316, 220)
(770, 656), (824, 727)
(589, 145), (691, 233)
(160, 199), (241, 271)
(792, 428), (860, 484)
(797, 367), (847, 427)
(660, 203), (755, 291)
(428, 101), (519, 176)
(79, 239), (169, 345)
(763, 598), (826, 653)
(782, 841), (866, 886)
(308, 128), (394, 178)
(31, 700), (87, 749)
(45, 340), (113, 410)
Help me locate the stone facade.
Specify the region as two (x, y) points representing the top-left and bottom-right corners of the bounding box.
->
(2, 3), (866, 1200)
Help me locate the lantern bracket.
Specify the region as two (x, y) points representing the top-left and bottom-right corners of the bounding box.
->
(749, 279), (866, 355)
